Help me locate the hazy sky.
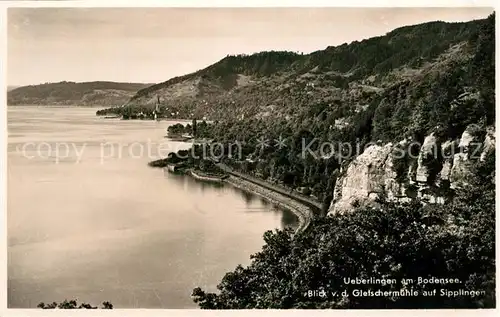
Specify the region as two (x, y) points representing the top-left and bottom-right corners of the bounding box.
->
(7, 7), (493, 86)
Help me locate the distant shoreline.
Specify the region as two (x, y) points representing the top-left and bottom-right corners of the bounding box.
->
(7, 104), (108, 108)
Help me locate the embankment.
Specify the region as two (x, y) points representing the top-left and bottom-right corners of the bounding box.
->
(189, 169), (227, 182)
(224, 175), (315, 234)
(160, 159), (318, 233)
(221, 167), (322, 212)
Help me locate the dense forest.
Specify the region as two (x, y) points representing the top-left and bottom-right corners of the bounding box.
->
(192, 154), (495, 308)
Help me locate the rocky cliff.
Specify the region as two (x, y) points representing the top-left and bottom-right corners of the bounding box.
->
(329, 124), (495, 214)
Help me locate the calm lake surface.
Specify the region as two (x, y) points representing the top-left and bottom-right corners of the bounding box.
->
(7, 106), (297, 308)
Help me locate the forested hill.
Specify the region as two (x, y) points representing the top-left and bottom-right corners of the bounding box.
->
(117, 13), (494, 206)
(7, 81), (152, 106)
(100, 15), (493, 134)
(187, 14), (496, 309)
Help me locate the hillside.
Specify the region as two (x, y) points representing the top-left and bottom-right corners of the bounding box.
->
(187, 14), (495, 309)
(99, 17), (489, 127)
(7, 81), (152, 106)
(136, 14), (494, 208)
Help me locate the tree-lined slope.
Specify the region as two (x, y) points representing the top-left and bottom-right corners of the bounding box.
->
(103, 17), (489, 130)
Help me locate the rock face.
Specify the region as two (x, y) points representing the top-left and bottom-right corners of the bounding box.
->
(328, 125), (495, 215)
(415, 133), (438, 183)
(330, 143), (403, 213)
(449, 125), (485, 188)
(481, 126), (496, 161)
(437, 140), (455, 186)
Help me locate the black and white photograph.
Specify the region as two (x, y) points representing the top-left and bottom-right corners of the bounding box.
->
(2, 1), (497, 312)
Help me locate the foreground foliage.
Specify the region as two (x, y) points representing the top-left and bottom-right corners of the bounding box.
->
(37, 300), (113, 309)
(192, 155), (495, 309)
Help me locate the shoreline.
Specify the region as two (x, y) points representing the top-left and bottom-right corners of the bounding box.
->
(188, 169), (227, 182)
(8, 104), (108, 108)
(223, 175), (314, 234)
(165, 166), (315, 233)
(158, 159), (318, 234)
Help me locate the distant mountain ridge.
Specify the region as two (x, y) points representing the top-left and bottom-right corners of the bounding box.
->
(7, 86), (20, 92)
(7, 81), (153, 106)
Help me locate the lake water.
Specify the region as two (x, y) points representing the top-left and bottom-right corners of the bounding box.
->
(7, 107), (297, 308)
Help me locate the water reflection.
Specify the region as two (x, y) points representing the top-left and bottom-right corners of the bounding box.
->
(160, 169), (298, 229)
(8, 107), (298, 308)
(239, 189), (255, 205)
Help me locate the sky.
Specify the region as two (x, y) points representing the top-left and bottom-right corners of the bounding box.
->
(7, 7), (494, 86)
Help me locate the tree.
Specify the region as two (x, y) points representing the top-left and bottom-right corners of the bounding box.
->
(192, 119), (198, 137)
(192, 153), (495, 309)
(38, 300), (113, 309)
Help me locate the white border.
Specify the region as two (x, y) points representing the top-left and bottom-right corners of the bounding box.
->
(1, 1), (498, 317)
(0, 0), (498, 8)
